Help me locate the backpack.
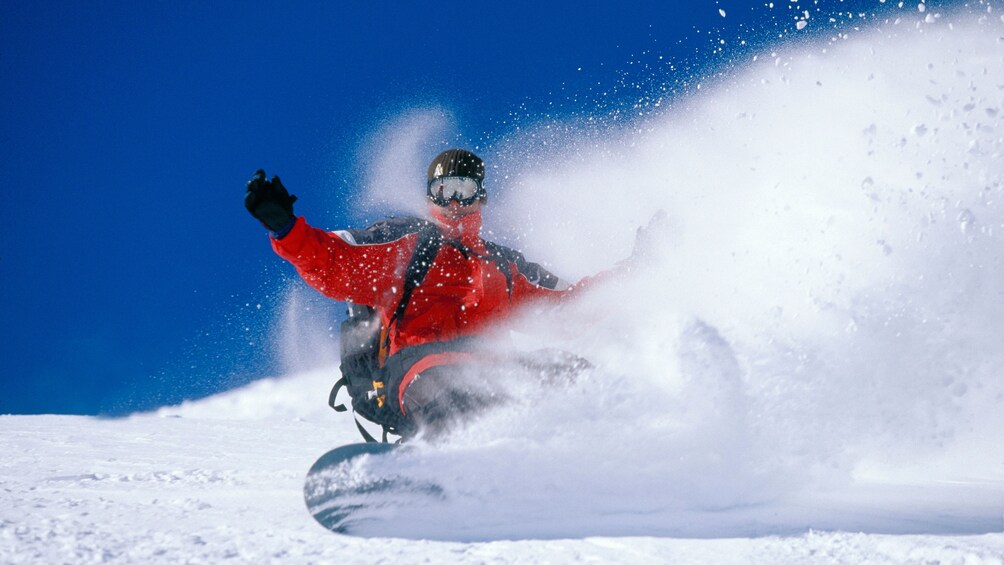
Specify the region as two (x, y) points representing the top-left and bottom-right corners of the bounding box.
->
(327, 217), (444, 441)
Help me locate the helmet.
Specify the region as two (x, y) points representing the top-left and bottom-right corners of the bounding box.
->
(425, 148), (483, 185)
(426, 149), (486, 205)
(427, 148), (485, 185)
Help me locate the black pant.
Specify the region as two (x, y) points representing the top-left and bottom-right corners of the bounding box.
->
(395, 348), (590, 439)
(399, 363), (506, 438)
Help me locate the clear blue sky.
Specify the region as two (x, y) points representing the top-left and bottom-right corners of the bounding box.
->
(1, 1), (897, 414)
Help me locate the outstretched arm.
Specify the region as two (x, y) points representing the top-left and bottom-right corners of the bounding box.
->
(244, 170), (414, 307)
(245, 169), (298, 236)
(510, 210), (670, 305)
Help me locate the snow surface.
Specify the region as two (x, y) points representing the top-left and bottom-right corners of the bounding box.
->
(2, 368), (1002, 563)
(5, 7), (1004, 564)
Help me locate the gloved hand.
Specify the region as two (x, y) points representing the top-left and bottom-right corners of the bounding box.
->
(614, 210), (670, 274)
(631, 209), (669, 260)
(244, 169), (297, 233)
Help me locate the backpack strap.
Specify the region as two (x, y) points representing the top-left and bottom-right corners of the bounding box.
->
(331, 220), (444, 443)
(330, 376), (386, 441)
(448, 240), (515, 297)
(328, 375), (349, 412)
(381, 223), (444, 361)
(353, 414), (380, 443)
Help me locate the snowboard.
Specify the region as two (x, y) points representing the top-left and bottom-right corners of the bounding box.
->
(303, 442), (444, 535)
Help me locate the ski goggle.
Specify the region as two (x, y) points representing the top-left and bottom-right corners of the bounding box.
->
(427, 176), (483, 207)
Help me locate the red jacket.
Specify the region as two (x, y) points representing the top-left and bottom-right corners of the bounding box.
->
(271, 209), (578, 356)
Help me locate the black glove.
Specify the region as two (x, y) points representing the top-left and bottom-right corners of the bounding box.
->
(244, 169), (298, 232)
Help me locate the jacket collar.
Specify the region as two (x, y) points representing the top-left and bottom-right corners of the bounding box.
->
(429, 205), (484, 249)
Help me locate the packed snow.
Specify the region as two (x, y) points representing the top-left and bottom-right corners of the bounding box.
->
(3, 369), (1001, 562)
(4, 7), (1004, 564)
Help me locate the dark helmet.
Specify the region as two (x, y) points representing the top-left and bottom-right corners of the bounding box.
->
(427, 149), (485, 187)
(426, 149), (486, 206)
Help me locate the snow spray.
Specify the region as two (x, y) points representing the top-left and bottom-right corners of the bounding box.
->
(452, 8), (1002, 539)
(290, 5), (1004, 540)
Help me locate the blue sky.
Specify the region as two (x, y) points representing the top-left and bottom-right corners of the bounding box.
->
(1, 1), (897, 414)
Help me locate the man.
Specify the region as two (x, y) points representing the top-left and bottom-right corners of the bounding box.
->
(246, 149), (593, 440)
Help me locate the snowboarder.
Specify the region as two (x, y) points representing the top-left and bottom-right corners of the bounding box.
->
(245, 149), (600, 440)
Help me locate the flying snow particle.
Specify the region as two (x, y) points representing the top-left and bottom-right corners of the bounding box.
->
(720, 8), (727, 17)
(797, 20), (808, 30)
(958, 209), (976, 235)
(877, 240), (893, 255)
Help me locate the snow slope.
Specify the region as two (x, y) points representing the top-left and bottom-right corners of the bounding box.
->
(4, 6), (1004, 564)
(1, 369), (1002, 563)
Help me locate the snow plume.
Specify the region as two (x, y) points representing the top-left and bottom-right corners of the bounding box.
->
(273, 282), (341, 376)
(365, 11), (1004, 540)
(353, 108), (459, 220)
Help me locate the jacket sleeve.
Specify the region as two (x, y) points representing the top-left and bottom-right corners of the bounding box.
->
(270, 216), (415, 307)
(504, 246), (618, 307)
(494, 247), (579, 305)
